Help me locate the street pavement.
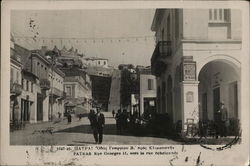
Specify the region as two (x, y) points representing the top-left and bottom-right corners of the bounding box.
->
(10, 112), (180, 145)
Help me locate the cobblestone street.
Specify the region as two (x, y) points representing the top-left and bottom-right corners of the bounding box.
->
(10, 112), (180, 145)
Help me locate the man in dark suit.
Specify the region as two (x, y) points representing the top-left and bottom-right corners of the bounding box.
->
(92, 108), (105, 144)
(216, 102), (228, 138)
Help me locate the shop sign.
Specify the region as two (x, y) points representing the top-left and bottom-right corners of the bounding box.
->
(181, 61), (196, 81)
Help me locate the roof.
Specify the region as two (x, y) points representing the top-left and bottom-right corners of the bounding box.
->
(60, 67), (86, 77)
(85, 57), (108, 61)
(13, 44), (31, 69)
(30, 51), (51, 65)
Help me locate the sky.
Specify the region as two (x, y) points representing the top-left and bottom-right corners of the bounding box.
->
(11, 9), (156, 67)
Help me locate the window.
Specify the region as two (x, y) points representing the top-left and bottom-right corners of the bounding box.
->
(16, 71), (19, 83)
(175, 9), (179, 39)
(66, 86), (72, 97)
(148, 79), (154, 90)
(21, 78), (24, 88)
(98, 61), (100, 65)
(209, 9), (212, 20)
(224, 9), (230, 22)
(219, 9), (222, 20)
(31, 83), (33, 92)
(209, 9), (231, 22)
(26, 80), (29, 91)
(208, 9), (231, 39)
(214, 9), (217, 20)
(10, 68), (14, 83)
(161, 29), (165, 41)
(104, 61), (106, 65)
(167, 15), (171, 40)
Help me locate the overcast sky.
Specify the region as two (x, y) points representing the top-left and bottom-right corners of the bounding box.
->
(11, 9), (156, 67)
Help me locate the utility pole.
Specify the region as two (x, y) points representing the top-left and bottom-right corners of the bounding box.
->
(47, 50), (57, 121)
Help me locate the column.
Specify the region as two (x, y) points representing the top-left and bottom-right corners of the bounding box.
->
(180, 56), (199, 135)
(43, 91), (49, 121)
(180, 81), (199, 134)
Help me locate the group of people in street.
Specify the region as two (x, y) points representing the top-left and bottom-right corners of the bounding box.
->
(114, 109), (139, 134)
(88, 108), (105, 144)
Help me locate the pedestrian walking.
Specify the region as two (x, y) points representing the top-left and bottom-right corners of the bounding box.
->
(112, 110), (115, 118)
(88, 109), (96, 128)
(91, 108), (105, 144)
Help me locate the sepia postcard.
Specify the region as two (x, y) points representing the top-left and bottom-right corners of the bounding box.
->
(1, 1), (249, 166)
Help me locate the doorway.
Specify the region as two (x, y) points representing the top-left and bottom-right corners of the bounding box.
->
(213, 87), (220, 118)
(37, 93), (43, 121)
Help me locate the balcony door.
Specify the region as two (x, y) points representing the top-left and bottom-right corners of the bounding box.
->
(37, 93), (43, 121)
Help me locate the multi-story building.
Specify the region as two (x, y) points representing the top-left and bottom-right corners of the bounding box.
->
(48, 67), (65, 120)
(24, 48), (51, 122)
(61, 67), (92, 115)
(20, 70), (39, 123)
(58, 45), (85, 68)
(84, 57), (109, 68)
(138, 67), (157, 116)
(10, 35), (22, 126)
(151, 9), (241, 133)
(31, 46), (66, 121)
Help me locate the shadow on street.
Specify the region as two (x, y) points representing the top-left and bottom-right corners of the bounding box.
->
(55, 124), (173, 139)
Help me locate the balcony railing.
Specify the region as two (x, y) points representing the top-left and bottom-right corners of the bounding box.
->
(10, 82), (22, 96)
(50, 87), (65, 98)
(40, 78), (50, 90)
(151, 41), (172, 77)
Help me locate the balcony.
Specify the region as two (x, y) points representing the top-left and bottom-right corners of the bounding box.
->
(50, 87), (65, 99)
(151, 41), (172, 77)
(10, 82), (22, 96)
(40, 78), (50, 90)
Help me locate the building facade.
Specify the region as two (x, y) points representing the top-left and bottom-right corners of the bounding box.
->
(61, 67), (92, 115)
(139, 71), (157, 116)
(10, 36), (22, 126)
(151, 9), (241, 133)
(84, 57), (109, 68)
(48, 67), (65, 120)
(20, 70), (39, 123)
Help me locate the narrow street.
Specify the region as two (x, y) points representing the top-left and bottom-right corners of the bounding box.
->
(10, 112), (179, 145)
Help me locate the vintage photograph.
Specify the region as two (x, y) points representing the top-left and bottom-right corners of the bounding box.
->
(9, 8), (242, 146)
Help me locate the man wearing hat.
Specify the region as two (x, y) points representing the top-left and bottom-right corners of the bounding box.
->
(91, 108), (105, 144)
(216, 102), (228, 138)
